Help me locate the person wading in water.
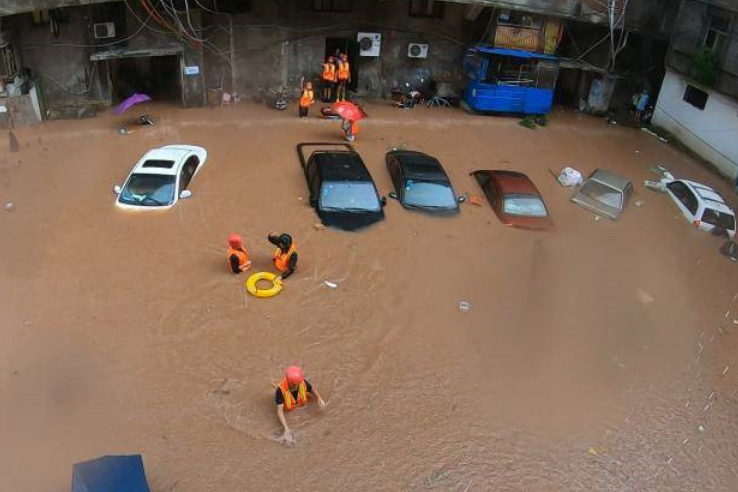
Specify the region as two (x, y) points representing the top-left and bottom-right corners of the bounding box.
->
(276, 365), (326, 443)
(268, 232), (298, 280)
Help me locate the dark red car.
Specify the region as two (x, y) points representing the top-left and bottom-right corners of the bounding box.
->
(471, 170), (553, 231)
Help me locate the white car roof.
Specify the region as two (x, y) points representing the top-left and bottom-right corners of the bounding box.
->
(681, 180), (735, 215)
(131, 146), (202, 176)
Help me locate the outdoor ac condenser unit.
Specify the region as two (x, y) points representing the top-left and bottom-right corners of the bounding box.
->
(93, 22), (116, 40)
(357, 32), (381, 57)
(407, 43), (429, 59)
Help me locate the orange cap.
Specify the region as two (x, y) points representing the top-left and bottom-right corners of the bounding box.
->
(228, 233), (243, 248)
(285, 366), (304, 386)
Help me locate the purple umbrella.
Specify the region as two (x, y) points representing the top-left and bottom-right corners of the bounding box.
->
(113, 93), (152, 116)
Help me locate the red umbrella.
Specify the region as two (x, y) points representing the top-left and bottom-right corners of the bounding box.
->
(332, 101), (366, 121)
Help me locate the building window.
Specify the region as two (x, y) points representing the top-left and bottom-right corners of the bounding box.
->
(703, 9), (731, 54)
(497, 9), (542, 29)
(215, 0), (252, 14)
(409, 0), (445, 19)
(313, 0), (352, 13)
(683, 85), (709, 110)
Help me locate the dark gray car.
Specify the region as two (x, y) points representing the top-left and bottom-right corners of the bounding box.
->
(386, 150), (462, 214)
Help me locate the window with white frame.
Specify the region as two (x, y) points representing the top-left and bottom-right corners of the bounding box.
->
(704, 9), (731, 55)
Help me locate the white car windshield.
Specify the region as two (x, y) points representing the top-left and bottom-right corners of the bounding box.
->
(119, 174), (176, 207)
(579, 180), (622, 209)
(320, 182), (381, 212)
(503, 194), (548, 217)
(403, 180), (457, 208)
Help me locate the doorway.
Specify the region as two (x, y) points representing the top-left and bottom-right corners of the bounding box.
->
(108, 55), (182, 104)
(325, 37), (359, 92)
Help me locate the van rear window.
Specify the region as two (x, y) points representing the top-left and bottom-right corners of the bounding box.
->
(701, 208), (736, 231)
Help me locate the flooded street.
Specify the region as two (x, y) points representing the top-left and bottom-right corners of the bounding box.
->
(1, 103), (737, 491)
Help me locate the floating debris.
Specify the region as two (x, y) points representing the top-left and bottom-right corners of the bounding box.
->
(323, 281), (338, 289)
(459, 301), (471, 313)
(698, 424), (706, 433)
(723, 365), (730, 376)
(4, 201), (13, 211)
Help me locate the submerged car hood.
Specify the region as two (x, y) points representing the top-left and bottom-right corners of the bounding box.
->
(401, 202), (460, 215)
(318, 208), (385, 231)
(570, 192), (622, 220)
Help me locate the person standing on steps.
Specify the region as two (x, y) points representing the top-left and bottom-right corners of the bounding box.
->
(322, 56), (337, 102)
(336, 53), (351, 102)
(299, 81), (315, 118)
(276, 365), (326, 443)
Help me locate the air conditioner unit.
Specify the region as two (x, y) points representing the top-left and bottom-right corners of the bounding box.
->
(357, 32), (381, 57)
(93, 22), (116, 40)
(407, 43), (429, 59)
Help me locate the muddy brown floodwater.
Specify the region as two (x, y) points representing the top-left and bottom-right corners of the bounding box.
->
(1, 103), (738, 491)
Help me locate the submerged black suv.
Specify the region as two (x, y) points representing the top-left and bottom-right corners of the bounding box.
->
(297, 143), (386, 231)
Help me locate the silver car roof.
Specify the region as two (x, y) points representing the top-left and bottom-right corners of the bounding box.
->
(588, 169), (632, 191)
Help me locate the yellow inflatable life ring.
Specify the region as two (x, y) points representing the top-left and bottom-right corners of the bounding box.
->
(246, 272), (283, 298)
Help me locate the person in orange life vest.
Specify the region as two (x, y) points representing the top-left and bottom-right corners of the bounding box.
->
(268, 232), (298, 280)
(298, 81), (315, 118)
(276, 365), (326, 442)
(321, 56), (337, 102)
(226, 233), (251, 274)
(341, 118), (358, 142)
(336, 53), (351, 102)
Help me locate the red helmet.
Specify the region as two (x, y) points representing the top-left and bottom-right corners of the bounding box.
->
(228, 233), (243, 248)
(285, 366), (304, 386)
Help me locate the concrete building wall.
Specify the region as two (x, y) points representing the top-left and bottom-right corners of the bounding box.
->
(11, 7), (109, 113)
(201, 0), (476, 99)
(667, 0), (738, 99)
(653, 69), (738, 182)
(3, 2), (205, 114)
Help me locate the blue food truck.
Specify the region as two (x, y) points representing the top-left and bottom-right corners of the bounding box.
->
(462, 46), (559, 115)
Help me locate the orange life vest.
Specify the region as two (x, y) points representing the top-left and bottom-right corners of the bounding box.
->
(342, 120), (358, 136)
(273, 243), (297, 272)
(322, 63), (336, 82)
(337, 61), (350, 81)
(227, 247), (249, 271)
(279, 378), (309, 411)
(299, 89), (314, 108)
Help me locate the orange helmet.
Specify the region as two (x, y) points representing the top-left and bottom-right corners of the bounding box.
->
(228, 233), (243, 249)
(285, 366), (304, 386)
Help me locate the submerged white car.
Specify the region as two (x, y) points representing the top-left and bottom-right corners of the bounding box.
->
(665, 179), (736, 239)
(114, 145), (207, 210)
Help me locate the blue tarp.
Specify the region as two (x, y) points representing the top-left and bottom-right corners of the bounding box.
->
(72, 455), (151, 492)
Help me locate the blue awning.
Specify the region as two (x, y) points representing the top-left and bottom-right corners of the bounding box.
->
(469, 45), (558, 62)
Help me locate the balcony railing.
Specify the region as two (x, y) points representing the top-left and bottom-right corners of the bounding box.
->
(494, 25), (542, 52)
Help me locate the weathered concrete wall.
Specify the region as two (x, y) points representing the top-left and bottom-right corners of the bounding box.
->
(202, 0), (474, 100)
(9, 7), (110, 114)
(653, 69), (738, 181)
(0, 0), (113, 16)
(4, 2), (205, 113)
(667, 0), (738, 99)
